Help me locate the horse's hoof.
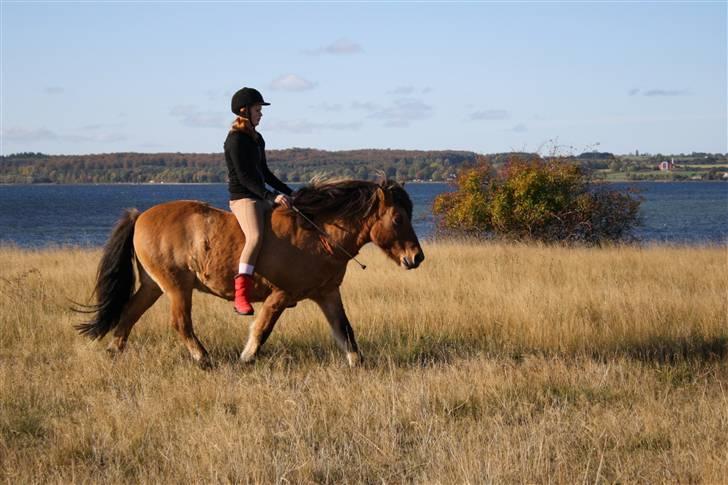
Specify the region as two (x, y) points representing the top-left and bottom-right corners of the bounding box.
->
(106, 343), (125, 357)
(197, 355), (214, 370)
(240, 351), (256, 364)
(347, 352), (362, 368)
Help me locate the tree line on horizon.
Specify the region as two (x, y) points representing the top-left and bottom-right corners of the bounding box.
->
(0, 149), (478, 184)
(1, 149), (726, 184)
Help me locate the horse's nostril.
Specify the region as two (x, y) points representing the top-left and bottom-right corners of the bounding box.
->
(415, 251), (425, 264)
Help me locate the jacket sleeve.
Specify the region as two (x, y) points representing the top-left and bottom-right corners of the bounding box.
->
(228, 135), (276, 201)
(259, 137), (294, 196)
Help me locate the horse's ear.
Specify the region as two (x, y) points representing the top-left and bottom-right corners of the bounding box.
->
(376, 186), (392, 207)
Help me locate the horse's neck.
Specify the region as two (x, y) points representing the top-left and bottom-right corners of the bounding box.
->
(325, 218), (371, 253)
(274, 209), (372, 258)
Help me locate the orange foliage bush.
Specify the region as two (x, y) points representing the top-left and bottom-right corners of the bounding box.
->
(433, 155), (641, 244)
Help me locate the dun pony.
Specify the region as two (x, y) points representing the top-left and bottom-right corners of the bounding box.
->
(76, 179), (424, 367)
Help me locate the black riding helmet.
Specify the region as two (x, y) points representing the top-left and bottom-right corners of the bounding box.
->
(231, 87), (270, 115)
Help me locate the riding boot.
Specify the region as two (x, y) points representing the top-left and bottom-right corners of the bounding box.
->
(233, 274), (254, 315)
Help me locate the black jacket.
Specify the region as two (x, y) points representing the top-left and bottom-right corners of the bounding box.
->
(224, 130), (293, 201)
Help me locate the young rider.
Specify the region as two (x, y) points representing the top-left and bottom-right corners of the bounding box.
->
(225, 87), (293, 315)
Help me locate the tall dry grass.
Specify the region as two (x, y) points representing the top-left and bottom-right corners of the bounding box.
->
(1, 242), (726, 483)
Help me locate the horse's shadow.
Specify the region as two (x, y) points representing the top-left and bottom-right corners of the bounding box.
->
(202, 329), (728, 370)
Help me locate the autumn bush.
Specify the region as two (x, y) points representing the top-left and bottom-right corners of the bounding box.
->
(433, 155), (641, 243)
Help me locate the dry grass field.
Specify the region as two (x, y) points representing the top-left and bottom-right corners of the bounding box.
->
(1, 242), (727, 483)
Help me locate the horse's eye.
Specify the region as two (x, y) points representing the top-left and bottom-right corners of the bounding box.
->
(393, 214), (402, 226)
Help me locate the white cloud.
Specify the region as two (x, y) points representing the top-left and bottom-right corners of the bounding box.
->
(304, 38), (363, 55)
(269, 74), (317, 92)
(470, 109), (509, 121)
(44, 86), (64, 95)
(510, 123), (527, 133)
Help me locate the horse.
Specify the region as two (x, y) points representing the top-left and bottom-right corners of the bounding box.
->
(75, 179), (424, 367)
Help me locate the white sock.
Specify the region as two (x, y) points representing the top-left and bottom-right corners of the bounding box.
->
(238, 263), (254, 276)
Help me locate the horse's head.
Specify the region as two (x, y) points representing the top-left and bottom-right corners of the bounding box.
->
(368, 181), (425, 270)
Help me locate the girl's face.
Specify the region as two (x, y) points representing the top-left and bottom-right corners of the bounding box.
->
(248, 104), (263, 126)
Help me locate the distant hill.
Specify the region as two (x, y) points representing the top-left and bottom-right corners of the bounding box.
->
(1, 149), (726, 184)
(0, 149), (480, 184)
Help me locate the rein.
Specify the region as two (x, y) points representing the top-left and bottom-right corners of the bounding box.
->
(291, 205), (367, 270)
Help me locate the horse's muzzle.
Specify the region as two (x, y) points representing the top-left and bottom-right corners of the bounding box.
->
(401, 250), (425, 270)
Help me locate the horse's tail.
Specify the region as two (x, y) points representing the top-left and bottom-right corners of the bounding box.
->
(74, 208), (140, 340)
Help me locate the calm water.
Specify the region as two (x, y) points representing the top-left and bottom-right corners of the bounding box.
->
(0, 182), (726, 247)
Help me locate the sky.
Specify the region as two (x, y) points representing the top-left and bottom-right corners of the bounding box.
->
(1, 1), (726, 156)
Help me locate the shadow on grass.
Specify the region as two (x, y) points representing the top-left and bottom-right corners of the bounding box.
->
(205, 331), (728, 369)
(207, 331), (500, 369)
(602, 335), (728, 364)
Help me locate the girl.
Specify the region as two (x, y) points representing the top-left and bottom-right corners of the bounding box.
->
(225, 87), (293, 315)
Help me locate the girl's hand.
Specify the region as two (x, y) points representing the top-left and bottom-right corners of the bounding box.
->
(274, 194), (292, 209)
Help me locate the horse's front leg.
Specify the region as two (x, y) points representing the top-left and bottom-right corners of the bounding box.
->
(313, 289), (361, 367)
(240, 290), (289, 363)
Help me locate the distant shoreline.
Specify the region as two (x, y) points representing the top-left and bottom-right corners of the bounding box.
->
(3, 179), (726, 187)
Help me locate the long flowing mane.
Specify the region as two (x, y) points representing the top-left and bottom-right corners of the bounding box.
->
(292, 179), (413, 222)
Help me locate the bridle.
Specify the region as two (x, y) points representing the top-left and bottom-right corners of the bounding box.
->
(291, 205), (367, 270)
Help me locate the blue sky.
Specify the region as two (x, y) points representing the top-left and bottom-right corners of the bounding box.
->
(1, 1), (725, 156)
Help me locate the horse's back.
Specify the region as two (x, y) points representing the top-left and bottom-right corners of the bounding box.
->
(132, 199), (343, 301)
(133, 201), (242, 291)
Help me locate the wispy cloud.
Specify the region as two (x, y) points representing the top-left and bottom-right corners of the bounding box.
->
(373, 98), (433, 127)
(269, 74), (317, 92)
(81, 122), (125, 131)
(470, 109), (509, 121)
(1, 127), (58, 141)
(351, 101), (380, 112)
(44, 86), (64, 95)
(509, 123), (527, 133)
(170, 105), (226, 128)
(388, 86), (415, 95)
(304, 38), (363, 56)
(266, 119), (363, 134)
(643, 88), (689, 97)
(349, 98), (432, 127)
(63, 133), (127, 143)
(1, 126), (126, 143)
(629, 87), (689, 97)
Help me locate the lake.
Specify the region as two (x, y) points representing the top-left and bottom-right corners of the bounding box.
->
(0, 182), (726, 247)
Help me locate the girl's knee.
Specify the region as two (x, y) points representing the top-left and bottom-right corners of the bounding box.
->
(244, 234), (263, 252)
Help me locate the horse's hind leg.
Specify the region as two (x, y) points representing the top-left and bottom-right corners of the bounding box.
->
(166, 278), (210, 366)
(106, 278), (162, 354)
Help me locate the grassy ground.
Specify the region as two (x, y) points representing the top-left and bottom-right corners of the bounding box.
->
(1, 242), (727, 483)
